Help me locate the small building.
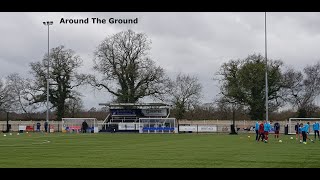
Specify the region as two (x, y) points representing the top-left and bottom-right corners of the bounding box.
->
(99, 103), (175, 133)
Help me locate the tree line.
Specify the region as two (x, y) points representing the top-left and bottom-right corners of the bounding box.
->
(1, 29), (320, 121)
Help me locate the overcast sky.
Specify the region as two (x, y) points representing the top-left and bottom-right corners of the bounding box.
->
(1, 12), (320, 110)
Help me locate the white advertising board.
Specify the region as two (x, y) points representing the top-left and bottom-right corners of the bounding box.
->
(179, 125), (217, 132)
(18, 125), (26, 131)
(118, 123), (137, 130)
(141, 109), (167, 116)
(197, 125), (217, 132)
(179, 125), (197, 132)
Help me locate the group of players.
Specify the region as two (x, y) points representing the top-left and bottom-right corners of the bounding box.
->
(255, 120), (280, 143)
(294, 121), (320, 144)
(254, 120), (320, 144)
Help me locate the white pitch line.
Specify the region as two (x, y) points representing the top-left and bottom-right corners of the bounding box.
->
(31, 140), (51, 145)
(0, 140), (51, 146)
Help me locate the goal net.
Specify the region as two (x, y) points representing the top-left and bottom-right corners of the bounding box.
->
(139, 118), (178, 133)
(62, 118), (98, 133)
(288, 118), (320, 135)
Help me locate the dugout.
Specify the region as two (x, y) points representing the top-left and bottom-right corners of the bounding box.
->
(61, 118), (98, 133)
(99, 103), (174, 132)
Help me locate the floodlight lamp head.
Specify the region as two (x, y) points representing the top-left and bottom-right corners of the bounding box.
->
(43, 21), (53, 26)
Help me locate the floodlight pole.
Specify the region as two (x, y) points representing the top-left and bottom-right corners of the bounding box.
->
(265, 12), (269, 122)
(6, 111), (9, 132)
(43, 21), (53, 133)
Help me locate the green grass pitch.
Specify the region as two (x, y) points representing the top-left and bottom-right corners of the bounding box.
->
(0, 132), (319, 168)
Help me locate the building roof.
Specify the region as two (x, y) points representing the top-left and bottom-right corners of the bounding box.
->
(98, 103), (171, 108)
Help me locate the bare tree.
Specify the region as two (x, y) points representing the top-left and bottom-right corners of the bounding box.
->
(0, 79), (14, 112)
(5, 73), (40, 116)
(283, 63), (320, 117)
(29, 45), (87, 121)
(65, 95), (84, 118)
(90, 29), (169, 103)
(168, 73), (202, 120)
(215, 96), (247, 134)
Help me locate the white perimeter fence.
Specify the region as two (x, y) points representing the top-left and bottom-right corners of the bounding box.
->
(0, 120), (290, 133)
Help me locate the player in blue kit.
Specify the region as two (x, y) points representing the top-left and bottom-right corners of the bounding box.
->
(306, 122), (313, 143)
(313, 122), (319, 140)
(263, 121), (271, 143)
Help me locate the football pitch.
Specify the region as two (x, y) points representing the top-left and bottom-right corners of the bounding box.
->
(0, 132), (319, 168)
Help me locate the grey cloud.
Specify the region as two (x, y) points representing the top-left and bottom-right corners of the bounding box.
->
(1, 12), (320, 109)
